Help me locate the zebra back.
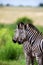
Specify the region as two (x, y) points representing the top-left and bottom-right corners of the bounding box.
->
(25, 24), (42, 46)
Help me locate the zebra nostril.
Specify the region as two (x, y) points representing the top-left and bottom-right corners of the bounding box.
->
(18, 41), (22, 44)
(18, 39), (23, 44)
(18, 41), (20, 43)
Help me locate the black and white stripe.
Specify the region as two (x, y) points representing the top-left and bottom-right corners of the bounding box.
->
(25, 23), (43, 65)
(13, 22), (43, 65)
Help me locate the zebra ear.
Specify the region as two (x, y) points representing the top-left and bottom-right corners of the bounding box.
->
(18, 24), (19, 28)
(26, 24), (29, 28)
(25, 24), (29, 29)
(18, 23), (22, 28)
(18, 22), (24, 29)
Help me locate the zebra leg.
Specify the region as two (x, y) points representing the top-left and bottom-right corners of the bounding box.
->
(26, 55), (31, 65)
(31, 56), (34, 65)
(25, 52), (31, 65)
(26, 56), (31, 65)
(42, 55), (43, 65)
(38, 57), (42, 65)
(36, 55), (42, 65)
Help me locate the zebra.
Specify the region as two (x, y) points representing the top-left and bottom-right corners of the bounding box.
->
(25, 23), (43, 65)
(12, 22), (43, 65)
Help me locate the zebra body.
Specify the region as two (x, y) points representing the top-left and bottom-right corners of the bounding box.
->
(25, 24), (43, 53)
(25, 24), (43, 65)
(13, 22), (43, 65)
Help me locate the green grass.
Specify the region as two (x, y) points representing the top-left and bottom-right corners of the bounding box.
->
(0, 59), (26, 65)
(36, 26), (43, 32)
(0, 23), (43, 65)
(0, 58), (37, 65)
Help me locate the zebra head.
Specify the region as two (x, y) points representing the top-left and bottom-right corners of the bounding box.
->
(12, 22), (27, 44)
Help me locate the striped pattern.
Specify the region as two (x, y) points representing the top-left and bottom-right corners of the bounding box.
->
(13, 22), (43, 65)
(24, 24), (43, 65)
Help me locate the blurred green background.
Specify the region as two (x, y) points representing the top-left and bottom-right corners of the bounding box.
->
(0, 17), (43, 65)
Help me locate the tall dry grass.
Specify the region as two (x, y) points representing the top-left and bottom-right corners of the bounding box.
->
(0, 7), (43, 26)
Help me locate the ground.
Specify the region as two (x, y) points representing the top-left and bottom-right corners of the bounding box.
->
(0, 7), (43, 26)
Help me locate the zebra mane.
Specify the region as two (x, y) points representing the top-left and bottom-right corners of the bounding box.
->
(29, 24), (39, 33)
(18, 22), (24, 25)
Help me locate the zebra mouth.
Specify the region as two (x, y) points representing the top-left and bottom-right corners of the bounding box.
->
(12, 38), (17, 43)
(18, 40), (23, 44)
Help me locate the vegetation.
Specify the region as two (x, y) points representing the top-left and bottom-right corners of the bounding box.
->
(0, 7), (43, 25)
(0, 24), (24, 60)
(0, 3), (3, 7)
(0, 23), (25, 65)
(39, 3), (43, 7)
(16, 17), (33, 24)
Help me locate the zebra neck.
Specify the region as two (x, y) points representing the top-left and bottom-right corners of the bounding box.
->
(26, 28), (38, 46)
